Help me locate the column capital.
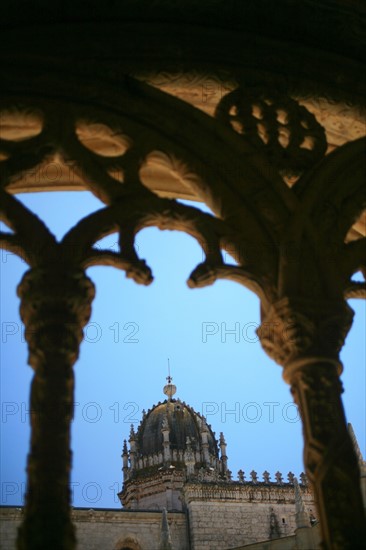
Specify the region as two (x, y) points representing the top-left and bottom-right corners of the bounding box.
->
(17, 267), (95, 367)
(257, 297), (353, 371)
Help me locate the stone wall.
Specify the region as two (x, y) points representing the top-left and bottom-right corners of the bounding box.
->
(186, 501), (299, 549)
(0, 507), (20, 550)
(0, 481), (318, 550)
(233, 524), (321, 549)
(125, 489), (183, 512)
(184, 482), (317, 550)
(0, 507), (188, 550)
(122, 471), (185, 511)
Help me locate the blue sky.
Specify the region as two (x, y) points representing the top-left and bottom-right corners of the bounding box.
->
(1, 191), (365, 508)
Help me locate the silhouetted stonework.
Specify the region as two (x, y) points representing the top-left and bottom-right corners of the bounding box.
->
(1, 1), (365, 548)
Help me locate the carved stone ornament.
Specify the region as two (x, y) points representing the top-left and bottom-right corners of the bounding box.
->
(257, 297), (354, 370)
(18, 268), (95, 366)
(215, 86), (327, 177)
(0, 66), (365, 549)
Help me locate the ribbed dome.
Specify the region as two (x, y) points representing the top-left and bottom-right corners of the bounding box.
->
(136, 399), (218, 457)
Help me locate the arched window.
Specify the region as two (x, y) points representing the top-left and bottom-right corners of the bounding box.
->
(115, 536), (142, 550)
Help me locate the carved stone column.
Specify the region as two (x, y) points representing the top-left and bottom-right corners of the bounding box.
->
(259, 297), (366, 549)
(16, 267), (95, 550)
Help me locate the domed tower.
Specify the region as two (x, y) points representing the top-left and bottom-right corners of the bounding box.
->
(118, 377), (229, 511)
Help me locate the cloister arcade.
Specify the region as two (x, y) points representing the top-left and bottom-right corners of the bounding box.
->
(1, 1), (365, 548)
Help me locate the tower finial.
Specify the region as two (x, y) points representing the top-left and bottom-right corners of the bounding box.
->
(163, 358), (176, 400)
(167, 357), (172, 384)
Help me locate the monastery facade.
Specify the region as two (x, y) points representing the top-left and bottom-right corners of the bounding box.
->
(3, 378), (365, 549)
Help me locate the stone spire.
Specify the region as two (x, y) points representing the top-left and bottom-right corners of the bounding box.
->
(161, 414), (171, 464)
(122, 439), (129, 481)
(129, 424), (137, 470)
(294, 477), (309, 528)
(200, 421), (210, 464)
(219, 432), (228, 474)
(185, 436), (195, 477)
(159, 508), (173, 550)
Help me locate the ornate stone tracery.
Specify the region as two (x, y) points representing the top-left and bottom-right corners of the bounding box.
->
(215, 87), (328, 177)
(1, 11), (366, 546)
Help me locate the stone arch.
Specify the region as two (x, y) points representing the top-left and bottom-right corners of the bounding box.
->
(1, 64), (365, 550)
(115, 534), (142, 550)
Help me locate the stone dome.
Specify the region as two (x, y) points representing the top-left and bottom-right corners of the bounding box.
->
(136, 399), (219, 458)
(120, 382), (230, 510)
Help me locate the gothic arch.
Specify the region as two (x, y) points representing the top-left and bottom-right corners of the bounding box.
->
(2, 72), (364, 304)
(1, 62), (365, 548)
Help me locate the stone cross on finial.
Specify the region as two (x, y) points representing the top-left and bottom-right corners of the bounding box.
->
(263, 470), (271, 483)
(287, 471), (295, 484)
(275, 471), (283, 484)
(238, 469), (245, 483)
(250, 470), (258, 484)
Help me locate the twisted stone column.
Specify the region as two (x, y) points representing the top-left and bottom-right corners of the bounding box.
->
(16, 267), (95, 550)
(259, 298), (366, 549)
